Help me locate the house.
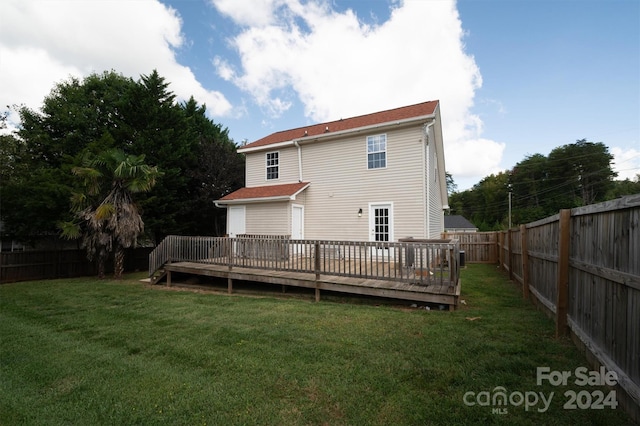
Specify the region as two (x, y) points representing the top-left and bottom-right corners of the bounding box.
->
(444, 215), (478, 233)
(215, 100), (449, 243)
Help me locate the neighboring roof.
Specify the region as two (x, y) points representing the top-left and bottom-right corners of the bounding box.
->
(241, 100), (439, 151)
(217, 182), (310, 204)
(444, 215), (477, 230)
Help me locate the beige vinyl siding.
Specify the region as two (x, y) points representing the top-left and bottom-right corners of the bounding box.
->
(301, 125), (426, 241)
(427, 137), (445, 238)
(245, 202), (290, 235)
(245, 146), (300, 187)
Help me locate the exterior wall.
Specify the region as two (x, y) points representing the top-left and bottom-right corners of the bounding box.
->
(246, 147), (300, 187)
(239, 117), (448, 242)
(426, 130), (445, 238)
(245, 202), (291, 235)
(271, 124), (427, 241)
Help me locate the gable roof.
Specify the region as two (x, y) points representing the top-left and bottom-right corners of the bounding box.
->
(240, 100), (439, 151)
(444, 215), (477, 230)
(217, 182), (310, 205)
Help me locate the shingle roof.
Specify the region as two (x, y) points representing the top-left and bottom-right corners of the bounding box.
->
(444, 215), (477, 230)
(219, 182), (310, 202)
(241, 100), (439, 150)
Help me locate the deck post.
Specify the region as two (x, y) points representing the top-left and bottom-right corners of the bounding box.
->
(314, 242), (320, 280)
(227, 238), (233, 271)
(315, 286), (320, 302)
(228, 277), (233, 294)
(166, 270), (171, 287)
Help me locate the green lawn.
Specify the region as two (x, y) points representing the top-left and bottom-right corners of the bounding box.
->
(0, 264), (632, 425)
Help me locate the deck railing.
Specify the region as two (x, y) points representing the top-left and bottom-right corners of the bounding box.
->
(150, 235), (460, 287)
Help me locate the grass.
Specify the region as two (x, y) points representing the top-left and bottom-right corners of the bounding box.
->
(0, 264), (633, 425)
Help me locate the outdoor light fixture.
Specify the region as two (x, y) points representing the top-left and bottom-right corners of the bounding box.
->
(358, 208), (362, 217)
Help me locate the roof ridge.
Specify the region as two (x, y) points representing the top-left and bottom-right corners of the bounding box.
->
(310, 99), (439, 128)
(243, 100), (439, 149)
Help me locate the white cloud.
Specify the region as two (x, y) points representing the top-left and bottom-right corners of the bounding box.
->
(212, 0), (503, 183)
(211, 0), (290, 27)
(0, 45), (81, 109)
(0, 0), (232, 130)
(611, 147), (640, 181)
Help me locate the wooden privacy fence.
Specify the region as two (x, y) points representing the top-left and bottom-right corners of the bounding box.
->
(444, 194), (640, 421)
(0, 247), (152, 283)
(442, 231), (497, 263)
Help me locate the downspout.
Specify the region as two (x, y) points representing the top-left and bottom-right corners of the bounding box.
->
(423, 121), (436, 238)
(294, 140), (303, 182)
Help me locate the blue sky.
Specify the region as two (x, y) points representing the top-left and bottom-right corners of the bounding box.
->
(1, 0), (638, 190)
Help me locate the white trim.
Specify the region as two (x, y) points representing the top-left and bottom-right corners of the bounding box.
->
(421, 130), (427, 238)
(368, 202), (394, 243)
(291, 204), (304, 240)
(265, 150), (280, 181)
(239, 140), (292, 154)
(366, 133), (387, 170)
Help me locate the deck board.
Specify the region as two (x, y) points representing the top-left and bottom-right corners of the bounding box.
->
(162, 261), (460, 308)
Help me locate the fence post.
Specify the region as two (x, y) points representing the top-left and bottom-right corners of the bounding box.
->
(498, 232), (504, 271)
(508, 228), (514, 281)
(555, 209), (571, 337)
(491, 232), (498, 264)
(520, 224), (530, 300)
(227, 238), (233, 272)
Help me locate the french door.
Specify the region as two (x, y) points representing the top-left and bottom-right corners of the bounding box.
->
(369, 203), (393, 256)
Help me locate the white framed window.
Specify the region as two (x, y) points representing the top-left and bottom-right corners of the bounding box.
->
(367, 134), (386, 169)
(266, 151), (279, 180)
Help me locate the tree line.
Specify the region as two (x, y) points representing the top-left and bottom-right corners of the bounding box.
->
(1, 70), (245, 263)
(448, 139), (640, 231)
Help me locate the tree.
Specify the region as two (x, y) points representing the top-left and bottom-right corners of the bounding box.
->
(445, 171), (457, 196)
(607, 174), (640, 199)
(3, 70), (244, 246)
(546, 139), (616, 210)
(3, 72), (138, 244)
(450, 172), (510, 231)
(61, 149), (160, 279)
(510, 154), (549, 223)
(125, 70), (194, 240)
(449, 139), (621, 228)
(181, 97), (245, 236)
(472, 172), (510, 230)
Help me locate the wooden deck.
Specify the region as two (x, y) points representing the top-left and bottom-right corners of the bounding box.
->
(150, 236), (462, 309)
(160, 261), (460, 308)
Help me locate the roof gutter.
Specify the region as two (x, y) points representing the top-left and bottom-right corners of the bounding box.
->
(214, 183), (311, 208)
(294, 140), (303, 182)
(238, 113), (436, 154)
(216, 195), (297, 206)
(424, 120), (435, 237)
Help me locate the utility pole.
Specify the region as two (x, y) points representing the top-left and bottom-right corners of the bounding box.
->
(508, 191), (512, 229)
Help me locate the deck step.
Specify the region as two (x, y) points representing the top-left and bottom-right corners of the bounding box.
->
(150, 268), (167, 285)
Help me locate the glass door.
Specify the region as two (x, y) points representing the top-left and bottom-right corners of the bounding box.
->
(369, 203), (393, 257)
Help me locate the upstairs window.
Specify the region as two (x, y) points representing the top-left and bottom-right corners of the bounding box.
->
(266, 151), (279, 180)
(367, 134), (387, 169)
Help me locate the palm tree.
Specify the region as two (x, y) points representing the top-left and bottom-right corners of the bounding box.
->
(61, 149), (160, 279)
